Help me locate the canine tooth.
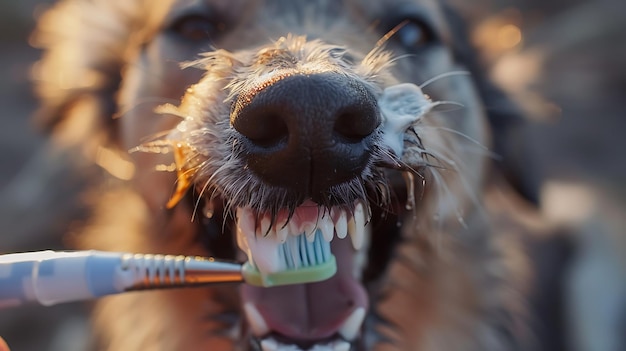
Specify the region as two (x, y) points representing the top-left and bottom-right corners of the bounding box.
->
(332, 208), (348, 239)
(349, 203), (365, 250)
(243, 303), (269, 337)
(338, 307), (366, 341)
(333, 340), (351, 351)
(260, 338), (278, 351)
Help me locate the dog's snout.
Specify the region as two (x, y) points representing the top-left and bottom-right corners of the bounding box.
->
(231, 72), (380, 199)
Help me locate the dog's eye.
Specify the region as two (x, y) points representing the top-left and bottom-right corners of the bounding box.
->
(393, 19), (435, 49)
(169, 15), (220, 41)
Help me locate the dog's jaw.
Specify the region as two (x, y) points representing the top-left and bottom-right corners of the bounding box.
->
(234, 201), (370, 348)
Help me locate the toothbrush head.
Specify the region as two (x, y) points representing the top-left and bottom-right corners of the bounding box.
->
(241, 255), (337, 287)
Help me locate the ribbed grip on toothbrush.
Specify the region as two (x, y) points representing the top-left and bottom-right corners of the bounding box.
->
(118, 254), (243, 291)
(120, 254), (187, 289)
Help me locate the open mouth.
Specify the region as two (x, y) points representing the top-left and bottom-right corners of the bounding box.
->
(235, 200), (370, 350)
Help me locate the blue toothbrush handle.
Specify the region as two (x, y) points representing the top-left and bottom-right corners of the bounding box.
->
(0, 250), (127, 308)
(0, 250), (243, 308)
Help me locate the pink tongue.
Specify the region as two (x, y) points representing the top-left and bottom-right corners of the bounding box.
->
(240, 238), (368, 341)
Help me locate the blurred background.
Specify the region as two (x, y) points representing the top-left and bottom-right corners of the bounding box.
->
(0, 0), (624, 350)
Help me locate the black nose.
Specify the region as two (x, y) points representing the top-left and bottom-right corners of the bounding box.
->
(230, 72), (380, 200)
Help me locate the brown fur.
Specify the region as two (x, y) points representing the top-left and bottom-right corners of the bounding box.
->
(33, 0), (541, 350)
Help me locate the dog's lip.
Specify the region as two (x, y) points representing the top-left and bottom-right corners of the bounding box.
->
(240, 235), (368, 342)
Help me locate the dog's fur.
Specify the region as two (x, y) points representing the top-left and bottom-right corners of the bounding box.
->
(33, 0), (542, 350)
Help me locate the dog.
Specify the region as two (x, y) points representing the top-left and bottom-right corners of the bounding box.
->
(33, 0), (539, 350)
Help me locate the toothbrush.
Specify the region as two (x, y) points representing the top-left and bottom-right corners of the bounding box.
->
(0, 248), (338, 308)
(0, 250), (243, 308)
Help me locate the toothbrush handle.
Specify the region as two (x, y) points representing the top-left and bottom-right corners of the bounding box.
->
(0, 250), (244, 308)
(0, 250), (126, 307)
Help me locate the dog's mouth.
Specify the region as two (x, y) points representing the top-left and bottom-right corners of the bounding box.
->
(235, 200), (369, 350)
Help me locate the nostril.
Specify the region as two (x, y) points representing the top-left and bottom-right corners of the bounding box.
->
(333, 105), (380, 143)
(232, 109), (289, 149)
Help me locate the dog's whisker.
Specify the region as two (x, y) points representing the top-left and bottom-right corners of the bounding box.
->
(113, 97), (182, 120)
(129, 139), (172, 154)
(154, 103), (189, 119)
(420, 126), (502, 161)
(417, 145), (457, 172)
(419, 71), (471, 89)
(423, 137), (488, 228)
(426, 165), (467, 229)
(427, 100), (466, 113)
(375, 20), (411, 49)
(192, 178), (213, 222)
(386, 53), (417, 65)
(374, 148), (405, 170)
(418, 126), (490, 151)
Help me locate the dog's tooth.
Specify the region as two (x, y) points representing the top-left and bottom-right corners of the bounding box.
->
(332, 340), (351, 351)
(349, 203), (365, 251)
(237, 208), (285, 274)
(347, 217), (357, 249)
(243, 303), (270, 337)
(338, 307), (366, 341)
(260, 338), (278, 351)
(251, 237), (282, 274)
(235, 208), (253, 263)
(332, 208), (348, 239)
(319, 214), (335, 242)
(236, 208), (255, 237)
(288, 218), (302, 237)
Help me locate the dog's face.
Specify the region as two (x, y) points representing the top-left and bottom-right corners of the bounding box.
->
(36, 0), (513, 350)
(119, 0), (488, 207)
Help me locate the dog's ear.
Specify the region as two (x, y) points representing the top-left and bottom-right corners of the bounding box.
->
(442, 4), (540, 204)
